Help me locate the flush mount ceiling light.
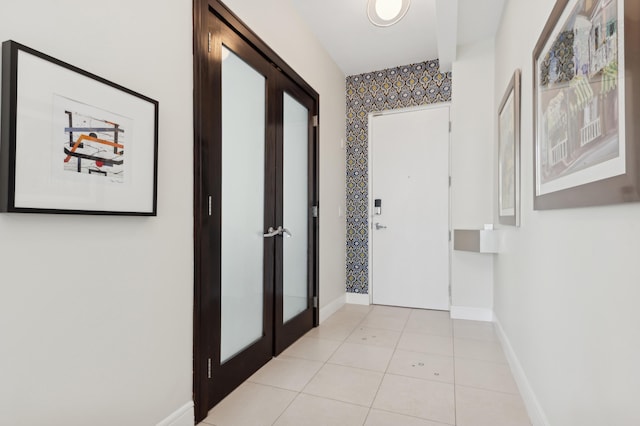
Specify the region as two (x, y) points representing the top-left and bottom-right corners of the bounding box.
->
(367, 0), (411, 27)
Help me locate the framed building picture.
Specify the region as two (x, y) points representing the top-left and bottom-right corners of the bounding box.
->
(498, 69), (521, 226)
(0, 40), (159, 215)
(533, 0), (640, 209)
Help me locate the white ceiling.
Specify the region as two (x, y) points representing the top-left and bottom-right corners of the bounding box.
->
(291, 0), (506, 76)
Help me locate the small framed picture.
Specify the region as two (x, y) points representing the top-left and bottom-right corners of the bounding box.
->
(498, 69), (521, 226)
(1, 40), (159, 215)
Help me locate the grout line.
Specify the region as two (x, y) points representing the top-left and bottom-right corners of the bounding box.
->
(270, 308), (368, 425)
(364, 306), (411, 423)
(269, 388), (299, 426)
(372, 407), (457, 426)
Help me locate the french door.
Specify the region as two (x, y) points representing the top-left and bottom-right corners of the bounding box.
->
(193, 1), (319, 422)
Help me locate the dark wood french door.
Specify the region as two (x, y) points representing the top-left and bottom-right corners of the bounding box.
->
(193, 1), (319, 422)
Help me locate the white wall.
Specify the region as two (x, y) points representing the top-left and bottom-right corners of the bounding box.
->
(0, 1), (346, 424)
(0, 1), (193, 425)
(450, 38), (496, 319)
(494, 1), (640, 425)
(222, 0), (347, 310)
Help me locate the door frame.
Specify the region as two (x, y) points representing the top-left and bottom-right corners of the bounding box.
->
(193, 0), (320, 422)
(366, 103), (452, 308)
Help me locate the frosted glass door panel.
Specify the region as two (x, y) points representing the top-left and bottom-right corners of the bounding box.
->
(220, 46), (266, 363)
(282, 92), (309, 323)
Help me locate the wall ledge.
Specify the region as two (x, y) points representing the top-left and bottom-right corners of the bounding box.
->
(494, 315), (551, 426)
(156, 401), (194, 426)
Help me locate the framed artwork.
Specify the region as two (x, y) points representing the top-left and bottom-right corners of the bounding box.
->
(0, 40), (158, 215)
(533, 0), (640, 210)
(498, 69), (521, 226)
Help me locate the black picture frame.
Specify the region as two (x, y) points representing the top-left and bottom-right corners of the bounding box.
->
(1, 40), (159, 215)
(533, 0), (640, 210)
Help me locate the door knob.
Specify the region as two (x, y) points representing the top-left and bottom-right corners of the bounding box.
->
(374, 222), (387, 230)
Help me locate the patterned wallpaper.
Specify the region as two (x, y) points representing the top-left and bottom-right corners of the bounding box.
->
(345, 60), (452, 294)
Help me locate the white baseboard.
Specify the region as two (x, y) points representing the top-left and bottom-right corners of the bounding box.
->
(345, 292), (370, 305)
(319, 293), (346, 323)
(156, 401), (194, 426)
(450, 305), (494, 322)
(494, 316), (550, 426)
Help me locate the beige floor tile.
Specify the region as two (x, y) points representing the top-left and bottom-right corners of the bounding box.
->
(408, 309), (451, 322)
(360, 313), (408, 331)
(404, 315), (453, 337)
(370, 304), (412, 319)
(456, 385), (532, 426)
(322, 310), (368, 327)
(281, 336), (341, 362)
(346, 326), (402, 348)
(302, 363), (384, 406)
(328, 341), (394, 372)
(454, 337), (507, 363)
(365, 409), (451, 426)
(397, 331), (453, 356)
(204, 382), (297, 426)
(274, 393), (369, 426)
(453, 319), (498, 341)
(454, 358), (519, 394)
(248, 356), (323, 391)
(372, 374), (455, 424)
(305, 321), (357, 341)
(387, 349), (454, 383)
(338, 303), (373, 315)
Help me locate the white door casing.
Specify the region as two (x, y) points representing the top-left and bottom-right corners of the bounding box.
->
(369, 106), (450, 310)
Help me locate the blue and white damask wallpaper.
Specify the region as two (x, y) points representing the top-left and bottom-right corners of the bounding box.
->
(345, 59), (452, 294)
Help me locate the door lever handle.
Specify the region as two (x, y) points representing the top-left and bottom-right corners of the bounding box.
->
(374, 222), (387, 230)
(263, 226), (283, 238)
(282, 227), (292, 238)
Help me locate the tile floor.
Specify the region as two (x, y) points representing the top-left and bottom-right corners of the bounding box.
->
(202, 304), (532, 426)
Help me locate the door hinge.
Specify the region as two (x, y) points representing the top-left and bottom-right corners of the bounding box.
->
(313, 296), (318, 308)
(312, 205), (318, 218)
(312, 115), (318, 127)
(448, 230), (451, 241)
(207, 358), (212, 379)
(208, 196), (212, 216)
(448, 176), (452, 187)
(208, 32), (212, 53)
(449, 121), (452, 132)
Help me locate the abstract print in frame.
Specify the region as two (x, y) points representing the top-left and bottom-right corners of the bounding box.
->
(498, 69), (521, 226)
(0, 40), (158, 215)
(55, 95), (132, 184)
(533, 0), (640, 209)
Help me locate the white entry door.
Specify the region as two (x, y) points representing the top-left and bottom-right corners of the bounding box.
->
(370, 106), (450, 310)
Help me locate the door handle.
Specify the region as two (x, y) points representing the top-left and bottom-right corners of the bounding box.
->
(263, 226), (292, 238)
(374, 222), (387, 230)
(263, 226), (283, 238)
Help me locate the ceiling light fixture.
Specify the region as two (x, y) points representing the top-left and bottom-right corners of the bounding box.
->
(367, 0), (411, 27)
